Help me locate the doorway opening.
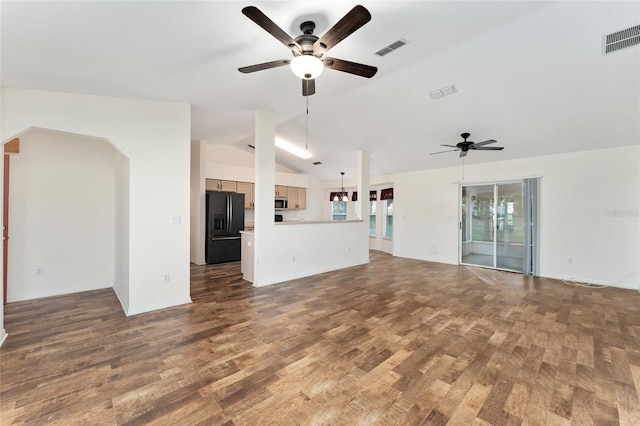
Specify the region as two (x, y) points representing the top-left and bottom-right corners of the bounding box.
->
(460, 178), (539, 275)
(2, 127), (129, 305)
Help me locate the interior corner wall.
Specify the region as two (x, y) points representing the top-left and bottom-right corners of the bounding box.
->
(1, 88), (192, 315)
(6, 129), (116, 302)
(114, 150), (130, 309)
(392, 145), (640, 290)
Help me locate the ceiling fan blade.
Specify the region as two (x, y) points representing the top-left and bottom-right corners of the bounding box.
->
(429, 149), (459, 155)
(323, 57), (377, 78)
(242, 6), (301, 53)
(473, 139), (498, 147)
(474, 146), (504, 151)
(302, 79), (316, 96)
(238, 59), (291, 74)
(440, 144), (458, 148)
(459, 150), (468, 157)
(313, 5), (371, 55)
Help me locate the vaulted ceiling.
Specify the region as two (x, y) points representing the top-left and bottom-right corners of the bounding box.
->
(2, 1), (638, 181)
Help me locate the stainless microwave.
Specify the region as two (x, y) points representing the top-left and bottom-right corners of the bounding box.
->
(275, 198), (288, 210)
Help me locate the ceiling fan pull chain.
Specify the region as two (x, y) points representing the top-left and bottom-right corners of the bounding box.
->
(305, 96), (309, 151)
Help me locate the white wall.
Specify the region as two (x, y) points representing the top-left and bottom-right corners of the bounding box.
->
(6, 128), (115, 301)
(1, 88), (192, 315)
(205, 144), (296, 173)
(393, 145), (640, 289)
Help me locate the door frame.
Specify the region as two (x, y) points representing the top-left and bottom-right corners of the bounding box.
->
(3, 154), (9, 304)
(458, 178), (535, 274)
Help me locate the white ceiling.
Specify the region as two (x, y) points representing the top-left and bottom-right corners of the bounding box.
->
(2, 1), (639, 181)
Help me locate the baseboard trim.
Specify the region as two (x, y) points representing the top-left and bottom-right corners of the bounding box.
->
(6, 283), (113, 303)
(112, 285), (129, 315)
(0, 329), (8, 347)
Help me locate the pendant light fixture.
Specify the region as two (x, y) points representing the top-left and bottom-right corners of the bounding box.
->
(333, 172), (349, 202)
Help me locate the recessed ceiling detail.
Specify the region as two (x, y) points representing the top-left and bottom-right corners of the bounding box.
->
(375, 39), (408, 57)
(603, 24), (640, 55)
(429, 84), (457, 100)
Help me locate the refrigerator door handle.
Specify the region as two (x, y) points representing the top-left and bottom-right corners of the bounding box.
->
(229, 195), (233, 232)
(226, 195), (231, 233)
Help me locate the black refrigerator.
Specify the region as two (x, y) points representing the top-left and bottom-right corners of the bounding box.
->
(206, 191), (245, 264)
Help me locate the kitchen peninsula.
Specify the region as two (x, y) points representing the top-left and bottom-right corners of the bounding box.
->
(240, 220), (363, 284)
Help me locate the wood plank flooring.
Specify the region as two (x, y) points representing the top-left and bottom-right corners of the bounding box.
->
(2, 252), (640, 425)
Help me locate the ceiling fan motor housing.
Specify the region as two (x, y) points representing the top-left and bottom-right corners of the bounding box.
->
(239, 5), (377, 96)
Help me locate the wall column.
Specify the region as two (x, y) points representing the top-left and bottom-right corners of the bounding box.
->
(253, 110), (276, 286)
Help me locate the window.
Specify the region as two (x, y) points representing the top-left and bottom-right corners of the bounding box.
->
(383, 199), (393, 238)
(369, 201), (376, 236)
(332, 201), (347, 221)
(380, 188), (393, 239)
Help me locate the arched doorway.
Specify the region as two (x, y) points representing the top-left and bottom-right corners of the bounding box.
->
(2, 127), (129, 305)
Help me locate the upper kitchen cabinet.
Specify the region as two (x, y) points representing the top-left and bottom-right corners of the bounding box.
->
(288, 187), (306, 210)
(206, 179), (237, 192)
(237, 181), (254, 209)
(275, 185), (288, 198)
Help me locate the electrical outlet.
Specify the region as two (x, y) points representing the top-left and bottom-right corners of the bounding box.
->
(347, 247), (351, 254)
(568, 258), (573, 264)
(35, 267), (44, 276)
(291, 256), (296, 263)
(163, 273), (171, 283)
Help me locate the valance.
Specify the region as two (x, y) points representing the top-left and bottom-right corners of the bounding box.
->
(380, 188), (394, 200)
(350, 190), (379, 201)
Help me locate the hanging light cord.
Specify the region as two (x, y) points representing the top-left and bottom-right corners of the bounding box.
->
(305, 96), (309, 151)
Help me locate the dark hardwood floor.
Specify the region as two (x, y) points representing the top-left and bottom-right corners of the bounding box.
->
(2, 251), (640, 425)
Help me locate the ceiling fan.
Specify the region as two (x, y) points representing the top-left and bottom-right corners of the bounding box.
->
(430, 133), (504, 157)
(238, 5), (378, 96)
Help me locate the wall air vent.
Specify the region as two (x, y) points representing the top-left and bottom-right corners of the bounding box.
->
(375, 38), (408, 57)
(603, 24), (640, 55)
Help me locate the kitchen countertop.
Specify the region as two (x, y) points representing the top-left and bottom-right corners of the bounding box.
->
(276, 220), (363, 225)
(241, 220), (363, 233)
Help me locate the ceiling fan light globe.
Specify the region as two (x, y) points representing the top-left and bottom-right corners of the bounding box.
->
(290, 55), (323, 80)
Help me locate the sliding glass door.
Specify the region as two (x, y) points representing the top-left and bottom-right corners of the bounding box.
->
(461, 185), (495, 267)
(460, 179), (538, 274)
(496, 183), (525, 271)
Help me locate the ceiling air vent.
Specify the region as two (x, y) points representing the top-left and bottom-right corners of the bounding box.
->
(603, 24), (640, 55)
(375, 39), (408, 57)
(313, 161), (322, 165)
(429, 84), (457, 100)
